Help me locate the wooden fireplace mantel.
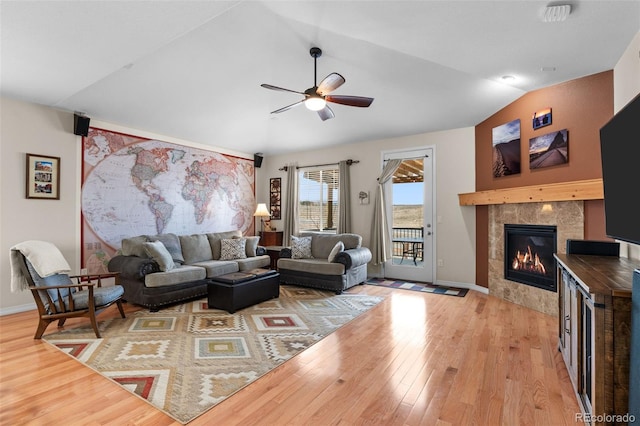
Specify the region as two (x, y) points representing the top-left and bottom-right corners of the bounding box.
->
(458, 178), (603, 206)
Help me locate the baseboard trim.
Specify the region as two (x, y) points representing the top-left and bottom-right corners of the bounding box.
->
(0, 302), (36, 316)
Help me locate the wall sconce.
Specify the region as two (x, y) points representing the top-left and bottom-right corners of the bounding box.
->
(359, 191), (370, 205)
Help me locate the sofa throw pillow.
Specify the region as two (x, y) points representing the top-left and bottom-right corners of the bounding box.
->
(328, 241), (345, 263)
(207, 230), (243, 260)
(143, 241), (176, 272)
(291, 235), (313, 259)
(147, 233), (184, 264)
(220, 238), (247, 260)
(242, 236), (260, 257)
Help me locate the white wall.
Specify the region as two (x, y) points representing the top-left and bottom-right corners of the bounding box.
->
(1, 97), (80, 314)
(0, 97), (252, 314)
(614, 31), (640, 112)
(256, 127), (477, 287)
(614, 30), (640, 261)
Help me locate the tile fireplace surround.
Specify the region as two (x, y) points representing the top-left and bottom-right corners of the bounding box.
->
(488, 201), (584, 316)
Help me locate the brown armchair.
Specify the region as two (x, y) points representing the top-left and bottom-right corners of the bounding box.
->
(13, 247), (125, 339)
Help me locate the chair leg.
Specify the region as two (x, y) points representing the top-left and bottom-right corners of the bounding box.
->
(57, 318), (67, 328)
(89, 314), (101, 338)
(116, 300), (126, 318)
(34, 319), (53, 339)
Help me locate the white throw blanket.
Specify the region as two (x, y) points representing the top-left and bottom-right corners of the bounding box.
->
(10, 240), (71, 292)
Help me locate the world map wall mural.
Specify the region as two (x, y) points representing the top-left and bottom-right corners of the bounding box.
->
(82, 128), (255, 273)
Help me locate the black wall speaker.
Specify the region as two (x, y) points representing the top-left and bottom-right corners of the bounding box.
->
(254, 153), (264, 168)
(73, 114), (90, 137)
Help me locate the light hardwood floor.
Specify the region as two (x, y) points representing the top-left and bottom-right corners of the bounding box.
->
(0, 285), (582, 425)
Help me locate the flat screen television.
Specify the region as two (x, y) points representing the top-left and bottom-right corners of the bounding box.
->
(599, 92), (640, 246)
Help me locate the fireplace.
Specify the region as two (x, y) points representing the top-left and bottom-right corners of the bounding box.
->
(504, 224), (557, 292)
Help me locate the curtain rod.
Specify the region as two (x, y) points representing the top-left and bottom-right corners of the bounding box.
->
(279, 159), (359, 171)
(383, 154), (429, 162)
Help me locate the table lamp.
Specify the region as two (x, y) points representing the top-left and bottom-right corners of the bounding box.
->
(253, 203), (271, 234)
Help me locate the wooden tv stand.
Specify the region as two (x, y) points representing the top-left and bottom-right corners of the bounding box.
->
(555, 253), (636, 425)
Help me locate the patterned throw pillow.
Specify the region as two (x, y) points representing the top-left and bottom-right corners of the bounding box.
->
(328, 241), (344, 262)
(220, 238), (247, 260)
(291, 235), (313, 259)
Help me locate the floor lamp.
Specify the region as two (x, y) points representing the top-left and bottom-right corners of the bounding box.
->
(253, 203), (271, 235)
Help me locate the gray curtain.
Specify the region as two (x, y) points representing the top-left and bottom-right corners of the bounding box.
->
(370, 159), (402, 265)
(337, 160), (351, 234)
(283, 163), (298, 246)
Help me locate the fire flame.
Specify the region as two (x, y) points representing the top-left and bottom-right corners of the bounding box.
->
(511, 246), (546, 275)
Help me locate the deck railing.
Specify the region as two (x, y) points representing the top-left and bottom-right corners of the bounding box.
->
(391, 227), (424, 258)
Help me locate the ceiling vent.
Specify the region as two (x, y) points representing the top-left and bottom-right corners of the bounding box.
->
(543, 4), (571, 22)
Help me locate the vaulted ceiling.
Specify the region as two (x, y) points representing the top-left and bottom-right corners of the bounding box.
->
(2, 1), (638, 155)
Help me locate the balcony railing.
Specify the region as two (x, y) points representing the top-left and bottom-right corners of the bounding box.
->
(392, 227), (424, 259)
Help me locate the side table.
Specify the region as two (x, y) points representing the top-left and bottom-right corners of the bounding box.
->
(265, 245), (286, 270)
(259, 231), (283, 246)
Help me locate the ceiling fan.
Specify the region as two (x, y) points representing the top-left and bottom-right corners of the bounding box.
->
(261, 47), (374, 121)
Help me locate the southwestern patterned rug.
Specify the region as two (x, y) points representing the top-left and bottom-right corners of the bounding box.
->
(365, 277), (468, 297)
(42, 286), (384, 424)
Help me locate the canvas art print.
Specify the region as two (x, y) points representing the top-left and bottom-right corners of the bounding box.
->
(492, 119), (521, 177)
(532, 107), (552, 129)
(529, 129), (569, 169)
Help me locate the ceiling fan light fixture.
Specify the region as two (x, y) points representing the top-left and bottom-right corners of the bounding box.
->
(305, 96), (326, 111)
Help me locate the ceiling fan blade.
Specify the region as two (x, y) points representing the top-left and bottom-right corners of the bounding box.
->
(326, 95), (374, 108)
(317, 105), (335, 121)
(271, 100), (305, 114)
(317, 73), (345, 96)
(261, 84), (305, 95)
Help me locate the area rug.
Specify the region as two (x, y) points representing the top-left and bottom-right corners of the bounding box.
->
(42, 286), (384, 424)
(365, 278), (468, 297)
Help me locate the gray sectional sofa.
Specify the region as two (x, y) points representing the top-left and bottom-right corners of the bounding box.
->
(107, 230), (270, 311)
(278, 232), (371, 294)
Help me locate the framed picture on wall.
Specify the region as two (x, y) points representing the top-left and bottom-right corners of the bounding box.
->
(269, 177), (281, 220)
(492, 119), (521, 177)
(532, 107), (552, 130)
(26, 153), (60, 199)
(529, 129), (569, 169)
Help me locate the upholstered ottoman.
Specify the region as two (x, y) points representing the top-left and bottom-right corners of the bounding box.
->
(207, 268), (279, 313)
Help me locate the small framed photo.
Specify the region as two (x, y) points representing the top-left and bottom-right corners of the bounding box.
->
(26, 153), (60, 199)
(532, 107), (552, 130)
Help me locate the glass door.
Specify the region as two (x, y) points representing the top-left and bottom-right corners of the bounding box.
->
(384, 148), (434, 283)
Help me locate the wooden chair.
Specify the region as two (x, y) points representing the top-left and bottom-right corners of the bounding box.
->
(16, 252), (126, 339)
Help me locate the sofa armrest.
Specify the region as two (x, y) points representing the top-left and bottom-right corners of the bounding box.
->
(333, 247), (372, 270)
(108, 255), (160, 280)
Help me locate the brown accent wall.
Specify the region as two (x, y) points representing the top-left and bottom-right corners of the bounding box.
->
(474, 71), (614, 288)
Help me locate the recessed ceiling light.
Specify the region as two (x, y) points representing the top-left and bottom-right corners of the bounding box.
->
(541, 67), (557, 72)
(543, 4), (571, 22)
(501, 75), (516, 82)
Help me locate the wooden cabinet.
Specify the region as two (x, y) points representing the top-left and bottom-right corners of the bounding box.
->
(555, 254), (635, 425)
(259, 231), (283, 246)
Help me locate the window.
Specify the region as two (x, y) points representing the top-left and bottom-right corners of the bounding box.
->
(298, 167), (339, 232)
